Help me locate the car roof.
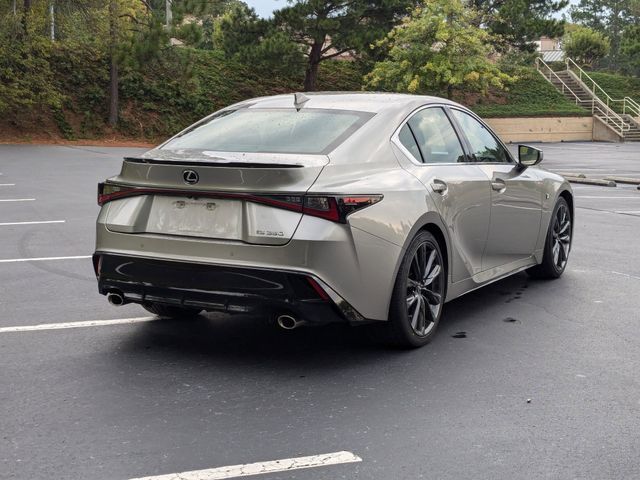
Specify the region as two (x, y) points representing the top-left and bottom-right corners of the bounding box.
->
(232, 92), (463, 114)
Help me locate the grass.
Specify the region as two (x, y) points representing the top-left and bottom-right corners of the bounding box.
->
(583, 71), (640, 113)
(471, 67), (588, 118)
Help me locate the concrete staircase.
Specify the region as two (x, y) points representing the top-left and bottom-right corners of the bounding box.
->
(536, 58), (640, 142)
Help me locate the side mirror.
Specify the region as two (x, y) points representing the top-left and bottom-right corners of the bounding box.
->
(517, 145), (543, 168)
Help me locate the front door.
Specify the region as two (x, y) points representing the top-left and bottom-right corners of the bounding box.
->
(450, 109), (542, 271)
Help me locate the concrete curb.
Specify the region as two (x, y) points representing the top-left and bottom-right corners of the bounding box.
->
(563, 176), (617, 187)
(556, 172), (586, 178)
(604, 176), (640, 185)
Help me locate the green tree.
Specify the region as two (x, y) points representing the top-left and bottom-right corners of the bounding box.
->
(273, 0), (417, 91)
(570, 0), (638, 69)
(106, 0), (167, 126)
(365, 0), (514, 99)
(564, 26), (610, 67)
(214, 4), (304, 75)
(472, 0), (568, 52)
(620, 24), (640, 75)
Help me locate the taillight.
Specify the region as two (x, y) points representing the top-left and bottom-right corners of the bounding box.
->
(96, 182), (382, 223)
(303, 195), (383, 223)
(98, 182), (138, 206)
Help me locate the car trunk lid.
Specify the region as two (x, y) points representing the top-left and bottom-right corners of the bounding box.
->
(104, 149), (328, 245)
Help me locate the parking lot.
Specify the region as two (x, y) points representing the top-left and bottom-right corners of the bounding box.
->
(1, 142), (639, 480)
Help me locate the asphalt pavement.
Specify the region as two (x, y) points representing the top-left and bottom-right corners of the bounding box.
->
(1, 142), (639, 480)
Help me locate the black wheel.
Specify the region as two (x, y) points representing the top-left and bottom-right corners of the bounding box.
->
(527, 197), (572, 279)
(374, 231), (446, 348)
(142, 303), (202, 319)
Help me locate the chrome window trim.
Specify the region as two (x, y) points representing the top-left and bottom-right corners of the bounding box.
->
(391, 103), (515, 166)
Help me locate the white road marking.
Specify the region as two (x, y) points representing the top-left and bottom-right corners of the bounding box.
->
(610, 271), (640, 281)
(0, 317), (157, 333)
(0, 198), (35, 202)
(0, 255), (91, 263)
(0, 220), (65, 226)
(0, 183), (15, 186)
(577, 196), (640, 199)
(128, 451), (362, 480)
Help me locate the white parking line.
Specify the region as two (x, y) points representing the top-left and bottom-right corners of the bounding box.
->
(0, 198), (35, 202)
(128, 451), (362, 480)
(0, 317), (157, 333)
(0, 220), (65, 226)
(577, 196), (640, 199)
(0, 255), (91, 263)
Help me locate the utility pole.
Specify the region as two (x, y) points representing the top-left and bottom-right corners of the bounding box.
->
(165, 0), (172, 28)
(50, 1), (55, 41)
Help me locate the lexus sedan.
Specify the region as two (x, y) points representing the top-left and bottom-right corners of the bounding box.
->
(93, 93), (573, 347)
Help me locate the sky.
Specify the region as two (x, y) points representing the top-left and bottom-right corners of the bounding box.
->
(244, 0), (577, 19)
(245, 0), (285, 18)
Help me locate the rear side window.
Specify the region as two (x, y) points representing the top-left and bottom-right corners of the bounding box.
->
(162, 108), (373, 155)
(404, 108), (466, 164)
(398, 124), (423, 162)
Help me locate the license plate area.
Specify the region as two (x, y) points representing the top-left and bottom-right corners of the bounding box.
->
(145, 196), (242, 239)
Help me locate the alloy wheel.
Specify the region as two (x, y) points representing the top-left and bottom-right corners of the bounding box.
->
(406, 242), (444, 337)
(552, 203), (571, 270)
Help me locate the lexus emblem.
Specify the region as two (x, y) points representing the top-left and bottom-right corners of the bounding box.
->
(182, 169), (199, 185)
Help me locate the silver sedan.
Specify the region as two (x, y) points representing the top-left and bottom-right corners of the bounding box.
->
(93, 93), (573, 347)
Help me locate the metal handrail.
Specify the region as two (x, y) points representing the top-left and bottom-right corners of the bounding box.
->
(566, 57), (640, 118)
(535, 57), (630, 136)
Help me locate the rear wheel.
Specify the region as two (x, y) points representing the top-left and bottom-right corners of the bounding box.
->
(374, 231), (446, 348)
(142, 303), (202, 319)
(527, 197), (572, 279)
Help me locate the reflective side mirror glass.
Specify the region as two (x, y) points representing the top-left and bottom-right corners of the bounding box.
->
(518, 145), (543, 167)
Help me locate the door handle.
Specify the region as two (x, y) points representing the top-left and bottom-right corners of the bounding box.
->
(491, 179), (506, 192)
(431, 180), (448, 194)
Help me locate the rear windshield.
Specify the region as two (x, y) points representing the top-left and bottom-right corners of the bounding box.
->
(162, 108), (373, 155)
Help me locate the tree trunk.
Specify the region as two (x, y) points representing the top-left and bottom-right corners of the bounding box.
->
(303, 41), (323, 92)
(22, 0), (31, 34)
(108, 0), (119, 127)
(446, 84), (453, 100)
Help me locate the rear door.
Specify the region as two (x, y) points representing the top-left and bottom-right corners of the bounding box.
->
(449, 108), (542, 270)
(394, 106), (491, 283)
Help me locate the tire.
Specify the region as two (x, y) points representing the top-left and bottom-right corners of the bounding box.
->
(527, 197), (572, 279)
(372, 231), (446, 348)
(142, 303), (202, 319)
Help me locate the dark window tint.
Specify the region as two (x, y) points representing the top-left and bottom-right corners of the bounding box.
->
(163, 108), (373, 155)
(398, 124), (423, 162)
(451, 110), (510, 163)
(406, 108), (465, 164)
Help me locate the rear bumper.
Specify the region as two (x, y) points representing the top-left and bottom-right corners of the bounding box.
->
(94, 253), (366, 325)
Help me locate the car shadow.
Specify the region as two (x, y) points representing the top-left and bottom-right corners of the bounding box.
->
(115, 272), (540, 372)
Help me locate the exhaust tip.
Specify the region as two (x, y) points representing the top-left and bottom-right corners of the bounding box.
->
(277, 314), (299, 330)
(107, 292), (125, 307)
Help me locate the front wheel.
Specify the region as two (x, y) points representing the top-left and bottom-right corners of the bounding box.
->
(374, 231), (446, 348)
(142, 303), (202, 319)
(527, 197), (572, 279)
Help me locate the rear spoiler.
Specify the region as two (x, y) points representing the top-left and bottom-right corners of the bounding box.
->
(124, 157), (304, 169)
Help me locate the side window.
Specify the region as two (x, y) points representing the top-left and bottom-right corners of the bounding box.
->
(406, 108), (466, 164)
(398, 124), (423, 162)
(451, 110), (510, 163)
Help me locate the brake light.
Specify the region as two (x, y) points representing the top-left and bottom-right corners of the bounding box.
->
(96, 182), (381, 223)
(302, 195), (383, 223)
(98, 182), (138, 206)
